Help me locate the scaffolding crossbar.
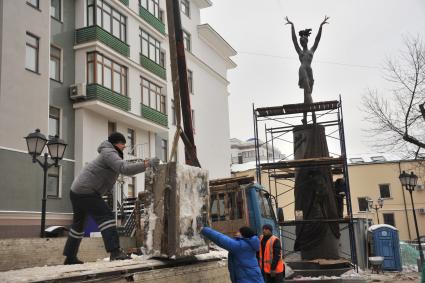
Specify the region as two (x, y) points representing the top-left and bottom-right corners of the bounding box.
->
(256, 100), (339, 117)
(261, 157), (344, 170)
(270, 167), (343, 179)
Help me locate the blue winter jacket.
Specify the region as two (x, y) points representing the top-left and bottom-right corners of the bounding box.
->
(201, 227), (264, 283)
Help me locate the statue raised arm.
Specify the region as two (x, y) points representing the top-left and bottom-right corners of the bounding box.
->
(311, 16), (329, 52)
(285, 16), (330, 108)
(285, 16), (301, 55)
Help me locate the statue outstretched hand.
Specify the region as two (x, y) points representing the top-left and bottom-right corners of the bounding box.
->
(285, 16), (293, 25)
(321, 15), (330, 26)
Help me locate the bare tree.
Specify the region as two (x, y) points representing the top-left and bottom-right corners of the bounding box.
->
(361, 35), (425, 158)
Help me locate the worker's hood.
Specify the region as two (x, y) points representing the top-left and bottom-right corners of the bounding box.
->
(97, 140), (116, 153)
(240, 236), (260, 252)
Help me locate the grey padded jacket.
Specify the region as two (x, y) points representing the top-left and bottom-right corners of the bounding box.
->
(71, 141), (146, 196)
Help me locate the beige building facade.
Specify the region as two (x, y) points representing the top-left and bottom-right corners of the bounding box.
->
(232, 159), (425, 241)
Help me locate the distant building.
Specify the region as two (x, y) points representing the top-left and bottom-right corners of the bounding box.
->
(230, 138), (285, 164)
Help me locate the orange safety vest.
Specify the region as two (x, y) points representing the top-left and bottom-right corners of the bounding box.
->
(259, 235), (285, 274)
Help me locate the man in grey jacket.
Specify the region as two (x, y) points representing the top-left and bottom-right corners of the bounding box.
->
(63, 132), (159, 265)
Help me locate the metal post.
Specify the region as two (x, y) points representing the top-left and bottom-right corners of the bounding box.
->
(409, 189), (424, 265)
(252, 104), (261, 184)
(375, 206), (380, 224)
(338, 96), (358, 269)
(40, 153), (49, 238)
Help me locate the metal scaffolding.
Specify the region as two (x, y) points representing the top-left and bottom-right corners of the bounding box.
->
(252, 97), (358, 268)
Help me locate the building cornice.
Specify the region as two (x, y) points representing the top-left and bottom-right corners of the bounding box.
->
(192, 0), (212, 9)
(186, 51), (230, 87)
(0, 146), (75, 162)
(197, 24), (237, 69)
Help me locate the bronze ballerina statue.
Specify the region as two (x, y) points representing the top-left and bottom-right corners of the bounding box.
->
(285, 16), (329, 124)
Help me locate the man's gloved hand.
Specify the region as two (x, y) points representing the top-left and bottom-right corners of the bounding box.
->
(149, 157), (160, 168)
(143, 157), (160, 169)
(270, 270), (276, 277)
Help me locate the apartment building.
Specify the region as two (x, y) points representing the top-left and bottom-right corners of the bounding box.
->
(0, 0), (235, 237)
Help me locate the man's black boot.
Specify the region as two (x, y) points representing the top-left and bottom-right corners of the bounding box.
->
(110, 248), (131, 261)
(64, 257), (84, 265)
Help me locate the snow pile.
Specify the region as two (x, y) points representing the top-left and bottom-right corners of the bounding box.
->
(144, 205), (158, 255)
(195, 249), (228, 261)
(290, 275), (342, 281)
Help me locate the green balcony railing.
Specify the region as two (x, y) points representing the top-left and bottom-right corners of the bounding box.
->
(140, 54), (166, 79)
(119, 0), (129, 6)
(141, 104), (168, 127)
(86, 84), (131, 112)
(75, 26), (130, 57)
(139, 5), (165, 35)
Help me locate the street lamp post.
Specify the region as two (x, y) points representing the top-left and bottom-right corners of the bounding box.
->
(24, 129), (67, 238)
(368, 197), (384, 224)
(399, 170), (424, 266)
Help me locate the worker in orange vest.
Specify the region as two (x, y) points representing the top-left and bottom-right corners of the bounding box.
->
(258, 224), (285, 283)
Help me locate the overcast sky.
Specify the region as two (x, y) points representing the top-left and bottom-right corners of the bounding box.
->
(201, 0), (425, 158)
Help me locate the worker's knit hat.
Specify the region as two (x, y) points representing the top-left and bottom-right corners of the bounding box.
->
(108, 132), (126, 145)
(262, 224), (273, 232)
(239, 226), (256, 238)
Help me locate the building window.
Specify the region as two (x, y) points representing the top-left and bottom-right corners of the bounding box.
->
(181, 0), (190, 17)
(140, 29), (162, 65)
(26, 33), (39, 72)
(47, 166), (61, 198)
(159, 50), (166, 68)
(383, 213), (395, 227)
(87, 0), (127, 42)
(379, 184), (391, 199)
(191, 109), (195, 132)
(171, 99), (176, 125)
(127, 177), (135, 198)
(139, 0), (160, 19)
(49, 107), (60, 139)
(161, 139), (168, 162)
(27, 0), (39, 9)
(187, 69), (193, 94)
(87, 52), (128, 95)
(183, 30), (191, 52)
(50, 45), (61, 81)
(349, 157), (364, 163)
(158, 9), (164, 22)
(358, 197), (369, 212)
(127, 128), (135, 155)
(51, 0), (61, 20)
(141, 77), (166, 113)
(108, 121), (116, 135)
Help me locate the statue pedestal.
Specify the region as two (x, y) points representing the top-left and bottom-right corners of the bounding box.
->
(293, 124), (340, 260)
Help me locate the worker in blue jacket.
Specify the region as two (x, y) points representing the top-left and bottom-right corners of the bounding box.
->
(201, 226), (264, 283)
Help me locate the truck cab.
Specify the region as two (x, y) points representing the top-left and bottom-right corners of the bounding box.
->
(209, 176), (280, 237)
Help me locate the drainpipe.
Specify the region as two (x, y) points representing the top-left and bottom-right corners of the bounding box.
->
(399, 161), (412, 240)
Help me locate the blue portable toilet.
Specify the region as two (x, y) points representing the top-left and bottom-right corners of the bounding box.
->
(368, 224), (402, 271)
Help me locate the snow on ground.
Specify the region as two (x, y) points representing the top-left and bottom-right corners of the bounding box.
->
(289, 267), (421, 282)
